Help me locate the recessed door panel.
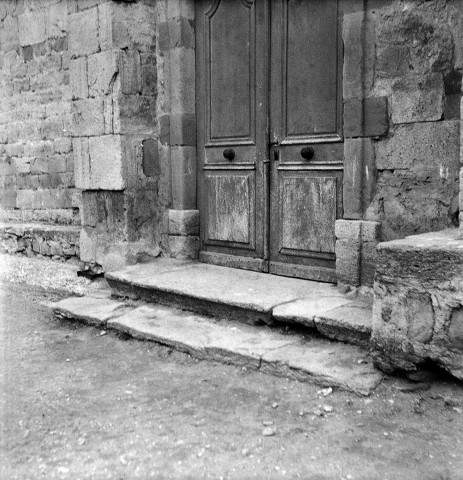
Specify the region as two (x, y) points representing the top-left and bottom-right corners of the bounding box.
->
(204, 171), (255, 248)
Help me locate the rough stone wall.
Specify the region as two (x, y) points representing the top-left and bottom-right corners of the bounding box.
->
(0, 0), (79, 225)
(346, 0), (462, 240)
(69, 0), (170, 271)
(338, 0), (462, 286)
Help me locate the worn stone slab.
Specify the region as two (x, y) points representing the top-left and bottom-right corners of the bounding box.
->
(272, 295), (352, 327)
(53, 296), (129, 326)
(108, 305), (297, 369)
(314, 300), (373, 347)
(106, 259), (335, 324)
(53, 295), (382, 394)
(261, 341), (382, 396)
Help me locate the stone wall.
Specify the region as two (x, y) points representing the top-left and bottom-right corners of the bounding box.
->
(0, 0), (79, 225)
(69, 0), (170, 272)
(337, 0), (462, 286)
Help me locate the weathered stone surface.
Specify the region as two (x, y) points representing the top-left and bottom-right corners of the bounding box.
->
(72, 136), (90, 190)
(159, 17), (194, 51)
(314, 300), (372, 347)
(0, 223), (80, 260)
(168, 209), (199, 236)
(71, 98), (105, 137)
(53, 296), (128, 326)
(343, 138), (376, 220)
(1, 14), (19, 52)
(391, 73), (444, 124)
(372, 228), (463, 380)
(52, 294), (382, 394)
(88, 135), (125, 190)
(335, 220), (380, 287)
(344, 96), (388, 138)
(68, 8), (99, 58)
(87, 50), (119, 97)
(168, 235), (199, 260)
(272, 294), (351, 327)
(171, 146), (196, 210)
(170, 47), (195, 114)
(342, 11), (376, 99)
(18, 10), (46, 46)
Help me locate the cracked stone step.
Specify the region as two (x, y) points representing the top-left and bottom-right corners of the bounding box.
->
(105, 259), (373, 346)
(52, 295), (383, 395)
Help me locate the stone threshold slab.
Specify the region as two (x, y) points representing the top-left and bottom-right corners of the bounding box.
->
(105, 259), (372, 346)
(52, 295), (382, 396)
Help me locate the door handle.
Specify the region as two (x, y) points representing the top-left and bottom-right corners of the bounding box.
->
(300, 147), (314, 160)
(223, 148), (235, 161)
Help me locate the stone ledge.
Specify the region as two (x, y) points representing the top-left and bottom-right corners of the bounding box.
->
(52, 294), (383, 395)
(0, 222), (81, 260)
(372, 228), (463, 380)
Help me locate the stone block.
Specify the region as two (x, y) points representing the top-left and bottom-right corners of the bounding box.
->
(79, 227), (97, 263)
(45, 1), (67, 38)
(344, 96), (388, 138)
(18, 10), (46, 46)
(98, 2), (156, 53)
(54, 137), (72, 154)
(1, 190), (17, 209)
(48, 155), (67, 173)
(159, 17), (194, 51)
(167, 0), (195, 21)
(391, 73), (444, 124)
(170, 47), (195, 114)
(70, 57), (88, 100)
(88, 50), (120, 97)
(113, 95), (157, 135)
(343, 138), (376, 220)
(372, 229), (463, 379)
(335, 237), (360, 286)
(69, 8), (99, 58)
(140, 53), (157, 96)
(170, 114), (196, 146)
(0, 14), (19, 52)
(159, 115), (170, 145)
(171, 146), (196, 210)
(30, 157), (49, 174)
(168, 209), (199, 236)
(444, 94), (461, 121)
(342, 11), (376, 99)
(119, 49), (141, 95)
(88, 135), (125, 190)
(71, 98), (105, 137)
(168, 235), (200, 260)
(375, 121), (460, 172)
(73, 136), (90, 189)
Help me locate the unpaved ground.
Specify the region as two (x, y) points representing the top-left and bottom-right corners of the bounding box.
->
(1, 280), (463, 480)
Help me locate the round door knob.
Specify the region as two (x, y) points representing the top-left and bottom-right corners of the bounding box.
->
(300, 147), (315, 160)
(223, 148), (235, 161)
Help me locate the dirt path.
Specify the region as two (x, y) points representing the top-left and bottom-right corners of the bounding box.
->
(1, 281), (462, 480)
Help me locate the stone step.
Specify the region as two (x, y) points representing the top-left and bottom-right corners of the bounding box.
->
(52, 295), (383, 395)
(105, 259), (372, 347)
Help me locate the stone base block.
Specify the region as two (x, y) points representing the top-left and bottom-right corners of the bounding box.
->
(168, 209), (199, 236)
(80, 227), (161, 272)
(168, 235), (199, 259)
(371, 228), (463, 380)
(0, 223), (81, 261)
(335, 219), (381, 287)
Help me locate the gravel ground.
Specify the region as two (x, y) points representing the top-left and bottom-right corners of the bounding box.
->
(1, 265), (463, 480)
(0, 254), (97, 295)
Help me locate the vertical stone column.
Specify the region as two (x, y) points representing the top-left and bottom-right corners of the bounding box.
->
(159, 0), (199, 259)
(336, 8), (387, 287)
(70, 1), (164, 272)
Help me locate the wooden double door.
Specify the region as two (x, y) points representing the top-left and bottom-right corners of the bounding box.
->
(196, 0), (344, 282)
